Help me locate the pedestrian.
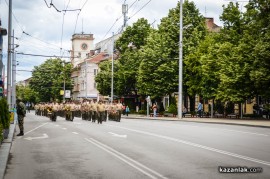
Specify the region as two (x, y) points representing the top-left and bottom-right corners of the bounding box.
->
(152, 103), (157, 117)
(126, 105), (130, 116)
(197, 101), (203, 118)
(16, 98), (26, 136)
(182, 106), (187, 117)
(122, 103), (126, 115)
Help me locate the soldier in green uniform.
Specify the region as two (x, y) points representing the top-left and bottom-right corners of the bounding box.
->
(16, 99), (26, 136)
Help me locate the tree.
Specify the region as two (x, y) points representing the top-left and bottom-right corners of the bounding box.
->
(16, 85), (39, 103)
(138, 0), (206, 99)
(114, 18), (152, 96)
(29, 58), (72, 102)
(95, 60), (115, 96)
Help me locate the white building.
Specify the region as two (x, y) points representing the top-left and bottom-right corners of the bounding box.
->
(70, 33), (121, 100)
(70, 33), (94, 99)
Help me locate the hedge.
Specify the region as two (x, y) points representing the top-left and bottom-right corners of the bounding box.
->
(0, 98), (10, 142)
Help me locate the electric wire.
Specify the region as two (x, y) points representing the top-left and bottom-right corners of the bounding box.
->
(128, 0), (152, 20)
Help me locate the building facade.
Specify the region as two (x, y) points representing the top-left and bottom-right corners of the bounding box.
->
(70, 33), (94, 99)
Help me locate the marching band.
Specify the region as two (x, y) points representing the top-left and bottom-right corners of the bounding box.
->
(34, 99), (124, 123)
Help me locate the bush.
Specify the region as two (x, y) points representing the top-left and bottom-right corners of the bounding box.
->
(0, 98), (10, 129)
(168, 104), (177, 114)
(138, 110), (146, 115)
(0, 123), (3, 142)
(243, 114), (263, 118)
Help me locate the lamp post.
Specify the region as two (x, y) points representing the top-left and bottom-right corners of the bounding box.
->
(111, 32), (114, 104)
(178, 0), (183, 120)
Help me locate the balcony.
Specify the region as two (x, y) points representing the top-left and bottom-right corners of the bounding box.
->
(73, 85), (80, 92)
(71, 70), (80, 78)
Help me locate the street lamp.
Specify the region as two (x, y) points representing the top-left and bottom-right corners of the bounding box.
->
(111, 32), (114, 104)
(178, 0), (183, 120)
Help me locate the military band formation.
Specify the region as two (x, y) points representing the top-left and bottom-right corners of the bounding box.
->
(34, 99), (125, 124)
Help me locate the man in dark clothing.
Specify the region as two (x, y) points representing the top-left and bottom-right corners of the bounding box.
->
(16, 99), (26, 136)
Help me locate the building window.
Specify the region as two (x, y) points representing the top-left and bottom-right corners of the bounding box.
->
(94, 83), (96, 89)
(78, 52), (81, 58)
(94, 69), (98, 76)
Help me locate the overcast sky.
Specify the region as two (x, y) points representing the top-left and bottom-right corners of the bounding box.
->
(0, 0), (247, 82)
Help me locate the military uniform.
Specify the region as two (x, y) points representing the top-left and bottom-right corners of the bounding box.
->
(92, 101), (97, 123)
(116, 102), (123, 122)
(16, 100), (26, 136)
(97, 101), (105, 124)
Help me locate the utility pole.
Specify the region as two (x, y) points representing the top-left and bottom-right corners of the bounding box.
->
(7, 0), (12, 109)
(110, 32), (114, 104)
(122, 1), (128, 31)
(85, 59), (87, 98)
(178, 0), (183, 120)
(11, 29), (15, 108)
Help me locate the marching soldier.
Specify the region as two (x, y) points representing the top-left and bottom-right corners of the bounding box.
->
(81, 99), (87, 120)
(97, 100), (105, 124)
(92, 100), (97, 123)
(51, 102), (59, 121)
(116, 101), (123, 122)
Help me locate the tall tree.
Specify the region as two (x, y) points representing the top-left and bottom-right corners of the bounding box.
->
(138, 0), (206, 99)
(30, 58), (72, 102)
(114, 18), (152, 96)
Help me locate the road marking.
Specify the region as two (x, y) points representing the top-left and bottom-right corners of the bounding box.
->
(72, 132), (79, 135)
(19, 123), (48, 138)
(221, 129), (268, 136)
(106, 124), (270, 166)
(62, 128), (67, 130)
(178, 124), (268, 136)
(85, 138), (167, 179)
(108, 132), (127, 138)
(24, 134), (48, 141)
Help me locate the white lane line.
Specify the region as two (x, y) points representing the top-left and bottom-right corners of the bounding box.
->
(106, 124), (270, 166)
(221, 129), (268, 136)
(23, 123), (48, 136)
(85, 138), (167, 179)
(72, 132), (79, 135)
(179, 124), (268, 136)
(62, 128), (67, 130)
(108, 132), (127, 138)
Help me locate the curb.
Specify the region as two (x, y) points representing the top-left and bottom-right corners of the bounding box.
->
(0, 120), (16, 179)
(122, 116), (270, 128)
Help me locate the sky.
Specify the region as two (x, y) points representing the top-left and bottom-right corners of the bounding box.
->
(0, 0), (248, 83)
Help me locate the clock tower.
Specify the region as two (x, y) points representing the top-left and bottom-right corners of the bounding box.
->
(71, 33), (94, 67)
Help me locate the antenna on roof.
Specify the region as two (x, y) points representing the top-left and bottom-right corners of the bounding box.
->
(82, 18), (84, 34)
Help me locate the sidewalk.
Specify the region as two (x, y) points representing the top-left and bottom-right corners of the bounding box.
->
(0, 120), (16, 179)
(122, 114), (270, 128)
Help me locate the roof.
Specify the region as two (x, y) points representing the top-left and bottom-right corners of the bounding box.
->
(88, 52), (109, 64)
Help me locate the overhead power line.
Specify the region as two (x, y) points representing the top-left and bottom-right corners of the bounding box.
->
(16, 52), (77, 58)
(129, 0), (152, 20)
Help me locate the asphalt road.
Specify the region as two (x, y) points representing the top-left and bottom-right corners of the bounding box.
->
(4, 111), (270, 179)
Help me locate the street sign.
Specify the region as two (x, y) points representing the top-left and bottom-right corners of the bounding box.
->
(65, 90), (71, 98)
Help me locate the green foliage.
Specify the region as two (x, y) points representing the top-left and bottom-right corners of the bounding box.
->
(138, 0), (206, 98)
(95, 60), (114, 96)
(16, 85), (39, 104)
(168, 104), (178, 114)
(138, 110), (146, 115)
(0, 98), (10, 129)
(115, 18), (152, 96)
(30, 58), (72, 102)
